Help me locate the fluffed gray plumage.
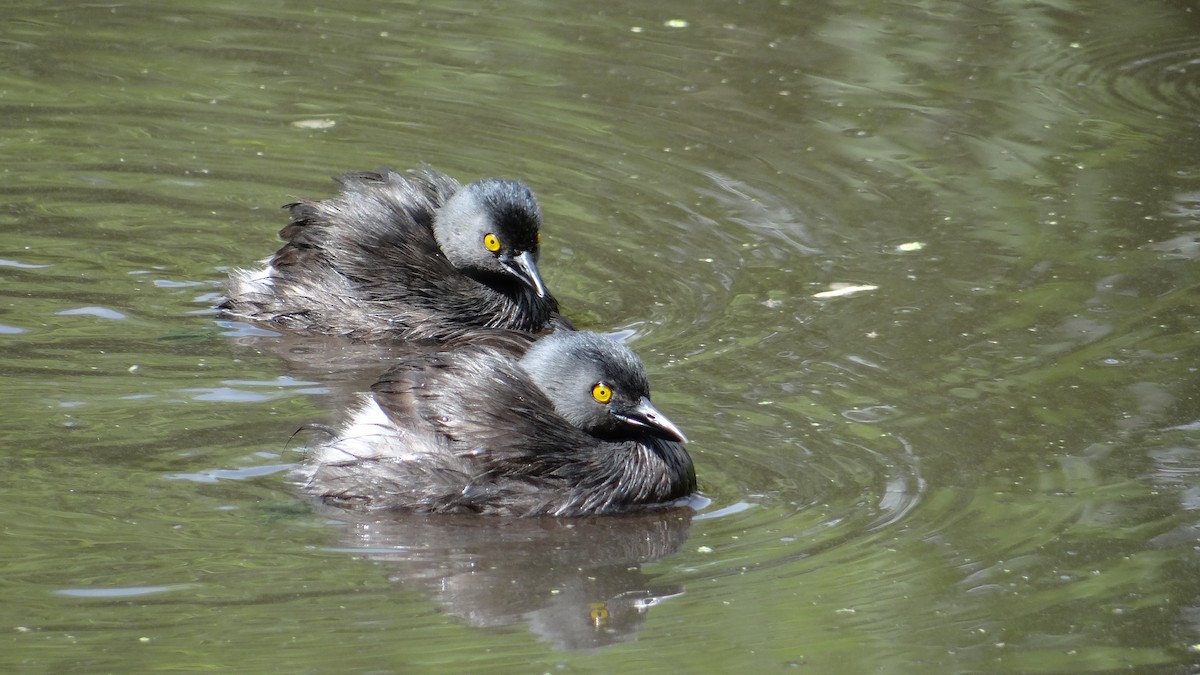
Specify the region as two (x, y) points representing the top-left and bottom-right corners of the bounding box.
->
(221, 167), (571, 341)
(305, 330), (696, 516)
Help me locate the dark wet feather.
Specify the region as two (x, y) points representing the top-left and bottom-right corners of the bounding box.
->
(221, 167), (571, 341)
(306, 332), (696, 516)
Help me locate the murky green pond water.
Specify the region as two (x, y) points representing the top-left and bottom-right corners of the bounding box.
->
(3, 1), (1200, 672)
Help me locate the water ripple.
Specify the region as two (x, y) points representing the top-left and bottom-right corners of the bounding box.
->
(689, 428), (927, 580)
(1037, 35), (1200, 122)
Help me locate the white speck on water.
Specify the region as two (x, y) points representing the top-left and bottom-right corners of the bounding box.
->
(292, 119), (336, 130)
(813, 284), (878, 299)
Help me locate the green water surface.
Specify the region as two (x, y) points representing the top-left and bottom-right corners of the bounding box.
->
(2, 1), (1199, 672)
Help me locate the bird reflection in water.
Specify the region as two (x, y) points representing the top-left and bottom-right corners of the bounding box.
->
(317, 505), (696, 650)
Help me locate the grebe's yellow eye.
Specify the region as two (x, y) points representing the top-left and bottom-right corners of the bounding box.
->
(591, 383), (612, 404)
(536, 232), (542, 247)
(483, 233), (501, 252)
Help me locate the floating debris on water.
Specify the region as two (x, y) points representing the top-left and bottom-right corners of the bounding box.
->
(813, 283), (879, 299)
(292, 119), (336, 130)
